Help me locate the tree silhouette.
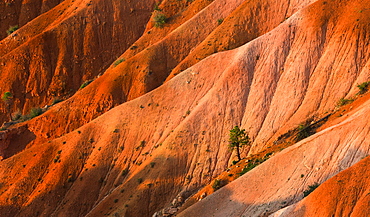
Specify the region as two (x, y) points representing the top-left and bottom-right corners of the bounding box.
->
(2, 92), (13, 121)
(229, 126), (251, 161)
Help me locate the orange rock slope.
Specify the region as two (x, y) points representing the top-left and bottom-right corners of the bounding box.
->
(0, 0), (156, 123)
(1, 0), (370, 216)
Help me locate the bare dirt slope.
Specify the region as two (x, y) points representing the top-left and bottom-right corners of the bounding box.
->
(1, 0), (370, 217)
(271, 156), (370, 217)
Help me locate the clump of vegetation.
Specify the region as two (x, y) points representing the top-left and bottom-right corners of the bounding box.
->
(337, 98), (354, 107)
(150, 162), (156, 168)
(295, 122), (315, 142)
(79, 79), (93, 89)
(137, 178), (143, 184)
(212, 179), (225, 191)
(51, 97), (63, 105)
(357, 81), (370, 94)
(153, 12), (167, 28)
(153, 2), (162, 11)
(237, 157), (271, 177)
(217, 18), (224, 25)
(303, 182), (320, 197)
(113, 58), (125, 67)
(232, 160), (239, 165)
(238, 162), (258, 176)
(6, 25), (18, 35)
(229, 126), (251, 161)
(2, 92), (13, 121)
(29, 107), (43, 119)
(2, 92), (12, 101)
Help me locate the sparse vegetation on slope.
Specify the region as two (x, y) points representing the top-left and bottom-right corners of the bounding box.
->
(303, 182), (320, 197)
(357, 81), (370, 94)
(6, 25), (18, 35)
(153, 12), (167, 28)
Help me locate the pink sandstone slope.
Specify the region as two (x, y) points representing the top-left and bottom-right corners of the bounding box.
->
(271, 156), (370, 217)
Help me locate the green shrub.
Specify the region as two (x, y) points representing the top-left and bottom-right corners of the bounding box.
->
(337, 98), (354, 107)
(212, 179), (225, 191)
(80, 80), (93, 89)
(217, 19), (224, 25)
(295, 123), (315, 142)
(1, 92), (12, 101)
(238, 162), (258, 176)
(153, 12), (167, 28)
(232, 160), (238, 165)
(303, 182), (319, 197)
(29, 107), (43, 119)
(357, 81), (370, 94)
(6, 25), (18, 35)
(113, 58), (125, 67)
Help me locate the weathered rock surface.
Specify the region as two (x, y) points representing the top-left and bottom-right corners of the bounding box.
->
(271, 156), (370, 217)
(0, 0), (370, 216)
(0, 0), (156, 123)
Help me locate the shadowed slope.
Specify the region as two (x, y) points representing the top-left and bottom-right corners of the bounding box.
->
(0, 0), (64, 40)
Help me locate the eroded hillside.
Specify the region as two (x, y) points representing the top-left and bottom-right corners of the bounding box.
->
(1, 0), (370, 216)
(0, 0), (156, 124)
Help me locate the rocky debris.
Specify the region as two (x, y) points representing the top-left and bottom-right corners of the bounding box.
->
(199, 192), (207, 201)
(153, 195), (186, 217)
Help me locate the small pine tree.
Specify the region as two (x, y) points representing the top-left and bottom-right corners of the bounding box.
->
(229, 126), (251, 161)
